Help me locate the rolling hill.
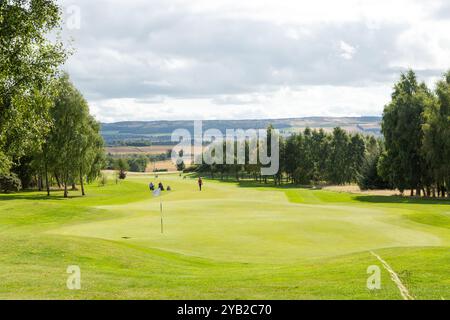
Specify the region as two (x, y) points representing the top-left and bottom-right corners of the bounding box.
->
(101, 116), (381, 146)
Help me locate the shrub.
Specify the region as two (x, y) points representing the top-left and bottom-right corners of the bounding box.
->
(98, 173), (108, 187)
(128, 155), (148, 172)
(118, 170), (127, 179)
(0, 173), (22, 193)
(176, 159), (186, 171)
(357, 152), (391, 190)
(115, 158), (129, 180)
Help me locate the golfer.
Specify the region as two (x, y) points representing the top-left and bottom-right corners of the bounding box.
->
(198, 177), (203, 191)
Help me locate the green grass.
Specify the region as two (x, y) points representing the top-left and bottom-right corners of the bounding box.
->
(0, 174), (448, 299)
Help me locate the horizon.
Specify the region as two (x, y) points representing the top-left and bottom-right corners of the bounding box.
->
(99, 115), (382, 124)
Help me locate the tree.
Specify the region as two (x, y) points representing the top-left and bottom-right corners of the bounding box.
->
(381, 70), (428, 195)
(327, 127), (351, 184)
(284, 134), (300, 183)
(0, 0), (67, 174)
(116, 158), (129, 179)
(45, 74), (103, 198)
(422, 71), (450, 197)
(310, 129), (330, 182)
(300, 128), (316, 183)
(358, 142), (390, 190)
(0, 172), (22, 193)
(175, 149), (186, 172)
(11, 155), (36, 189)
(128, 155), (148, 172)
(348, 134), (366, 182)
(75, 115), (105, 196)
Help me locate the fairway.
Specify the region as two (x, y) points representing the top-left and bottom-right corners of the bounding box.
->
(0, 174), (449, 299)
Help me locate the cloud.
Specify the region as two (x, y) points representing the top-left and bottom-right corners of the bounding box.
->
(339, 41), (357, 60)
(432, 1), (450, 19)
(89, 84), (392, 122)
(59, 0), (450, 121)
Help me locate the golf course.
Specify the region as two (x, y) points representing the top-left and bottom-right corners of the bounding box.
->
(0, 173), (448, 300)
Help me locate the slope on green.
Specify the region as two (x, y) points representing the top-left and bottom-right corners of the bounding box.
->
(0, 174), (448, 299)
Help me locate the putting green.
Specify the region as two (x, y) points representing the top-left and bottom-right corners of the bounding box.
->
(0, 173), (449, 299)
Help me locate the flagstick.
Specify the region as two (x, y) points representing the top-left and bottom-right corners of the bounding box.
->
(160, 199), (163, 234)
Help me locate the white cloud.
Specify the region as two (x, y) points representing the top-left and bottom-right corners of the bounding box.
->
(339, 41), (357, 60)
(60, 0), (450, 122)
(90, 84), (391, 122)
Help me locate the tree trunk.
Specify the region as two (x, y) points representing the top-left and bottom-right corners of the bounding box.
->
(416, 187), (421, 197)
(447, 180), (450, 198)
(63, 172), (68, 198)
(410, 189), (414, 197)
(80, 167), (85, 196)
(64, 183), (68, 198)
(55, 173), (62, 189)
(38, 175), (43, 191)
(45, 161), (50, 196)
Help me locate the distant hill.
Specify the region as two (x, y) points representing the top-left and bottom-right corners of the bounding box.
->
(101, 116), (382, 146)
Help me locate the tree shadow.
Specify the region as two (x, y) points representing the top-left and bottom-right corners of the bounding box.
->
(190, 174), (450, 205)
(213, 178), (320, 190)
(213, 178), (449, 205)
(354, 195), (450, 205)
(0, 191), (81, 201)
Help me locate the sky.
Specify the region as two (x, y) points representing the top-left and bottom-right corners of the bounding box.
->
(59, 0), (450, 122)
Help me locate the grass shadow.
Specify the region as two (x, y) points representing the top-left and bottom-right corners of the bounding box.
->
(236, 180), (318, 190)
(210, 178), (450, 205)
(0, 191), (81, 201)
(210, 178), (321, 190)
(354, 195), (450, 205)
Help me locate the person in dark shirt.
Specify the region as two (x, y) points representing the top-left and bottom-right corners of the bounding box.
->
(198, 177), (203, 191)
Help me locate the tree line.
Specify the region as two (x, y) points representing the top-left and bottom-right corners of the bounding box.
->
(194, 71), (449, 198)
(379, 70), (449, 197)
(105, 154), (148, 173)
(0, 1), (104, 197)
(193, 126), (384, 187)
(104, 151), (176, 174)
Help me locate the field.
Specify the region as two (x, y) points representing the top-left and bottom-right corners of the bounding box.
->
(105, 145), (179, 172)
(146, 160), (178, 172)
(0, 173), (449, 299)
(105, 145), (198, 172)
(100, 117), (382, 145)
(105, 145), (173, 155)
